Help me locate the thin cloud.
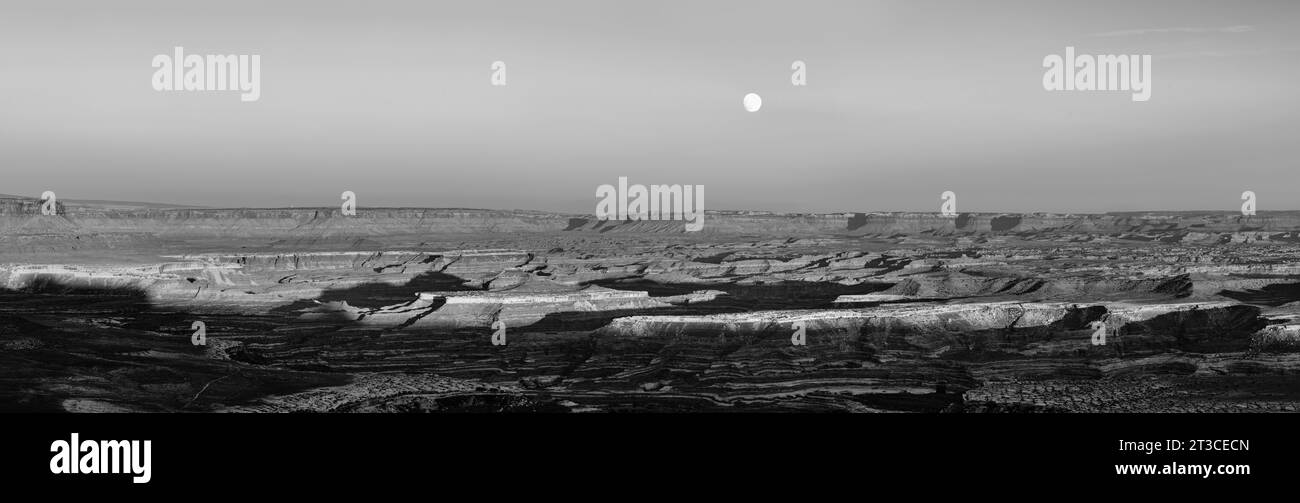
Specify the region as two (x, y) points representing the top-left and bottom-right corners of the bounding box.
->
(1155, 47), (1300, 60)
(1088, 25), (1255, 37)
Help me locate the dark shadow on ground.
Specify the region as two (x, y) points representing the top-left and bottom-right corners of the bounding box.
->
(271, 270), (480, 316)
(1219, 283), (1300, 307)
(0, 280), (349, 412)
(521, 278), (894, 331)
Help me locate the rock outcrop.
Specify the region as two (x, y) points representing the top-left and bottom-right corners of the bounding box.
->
(4, 199), (1300, 412)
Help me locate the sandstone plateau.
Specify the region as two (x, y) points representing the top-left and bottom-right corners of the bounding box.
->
(3, 195), (1299, 413)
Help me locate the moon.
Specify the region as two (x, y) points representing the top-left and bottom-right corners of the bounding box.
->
(743, 93), (762, 112)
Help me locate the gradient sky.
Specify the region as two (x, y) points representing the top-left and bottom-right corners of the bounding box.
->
(2, 0), (1297, 213)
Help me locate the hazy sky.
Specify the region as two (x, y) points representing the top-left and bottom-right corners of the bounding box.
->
(2, 0), (1297, 213)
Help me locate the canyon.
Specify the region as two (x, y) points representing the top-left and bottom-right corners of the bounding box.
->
(2, 195), (1299, 412)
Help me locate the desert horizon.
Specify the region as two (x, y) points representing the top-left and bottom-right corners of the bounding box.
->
(1, 0), (1294, 489)
(7, 193), (1300, 216)
(4, 185), (1300, 414)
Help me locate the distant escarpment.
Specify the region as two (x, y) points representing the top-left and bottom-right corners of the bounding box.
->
(3, 196), (1300, 239)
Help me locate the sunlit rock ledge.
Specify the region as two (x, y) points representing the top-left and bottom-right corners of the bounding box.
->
(599, 300), (1259, 351)
(417, 289), (650, 304)
(299, 286), (727, 330)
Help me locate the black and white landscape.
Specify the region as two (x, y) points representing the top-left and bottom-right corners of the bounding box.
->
(2, 1), (1299, 414)
(3, 197), (1300, 412)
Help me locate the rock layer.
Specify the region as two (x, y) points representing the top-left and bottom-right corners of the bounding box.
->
(3, 201), (1299, 412)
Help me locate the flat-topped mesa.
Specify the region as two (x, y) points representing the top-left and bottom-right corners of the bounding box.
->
(0, 261), (355, 309)
(169, 249), (533, 273)
(0, 205), (580, 237)
(598, 301), (1263, 355)
(655, 211), (1300, 235)
(6, 197), (1300, 237)
(313, 286), (681, 330)
(2, 262), (235, 285)
(600, 300), (1247, 326)
(832, 271), (1196, 302)
(417, 289), (649, 304)
(0, 261), (255, 301)
(833, 294), (917, 303)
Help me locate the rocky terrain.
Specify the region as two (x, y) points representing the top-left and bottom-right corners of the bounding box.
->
(2, 195), (1299, 412)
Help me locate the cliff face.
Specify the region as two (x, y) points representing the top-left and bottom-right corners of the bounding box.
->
(5, 196), (1300, 413)
(0, 206), (574, 237)
(4, 195), (1300, 238)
